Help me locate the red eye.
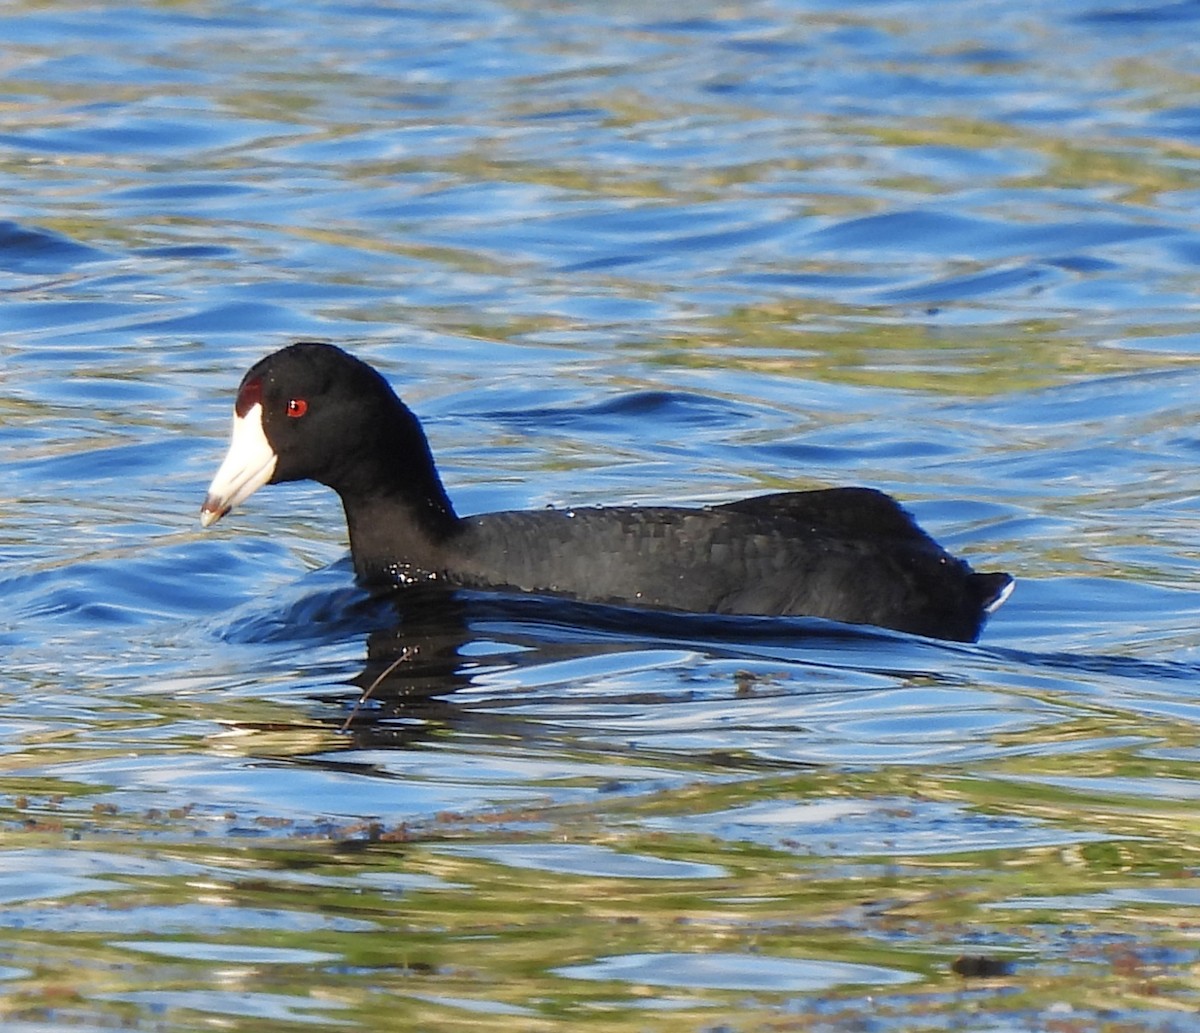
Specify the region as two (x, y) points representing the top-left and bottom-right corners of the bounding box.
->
(286, 398), (308, 418)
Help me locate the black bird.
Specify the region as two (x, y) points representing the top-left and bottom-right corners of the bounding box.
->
(201, 342), (1013, 641)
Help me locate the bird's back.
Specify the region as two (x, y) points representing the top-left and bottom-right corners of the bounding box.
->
(442, 488), (1009, 641)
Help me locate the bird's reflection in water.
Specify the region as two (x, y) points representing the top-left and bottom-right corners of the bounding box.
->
(307, 586), (478, 749)
(301, 579), (931, 753)
(300, 586), (654, 751)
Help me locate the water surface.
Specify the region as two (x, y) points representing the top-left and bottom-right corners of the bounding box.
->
(2, 0), (1200, 1029)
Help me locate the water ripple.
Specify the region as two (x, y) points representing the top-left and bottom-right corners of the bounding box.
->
(3, 0), (1200, 1027)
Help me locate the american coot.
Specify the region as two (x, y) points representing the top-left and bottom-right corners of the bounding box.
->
(201, 342), (1013, 642)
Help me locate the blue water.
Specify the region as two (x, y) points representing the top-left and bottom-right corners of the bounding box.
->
(3, 0), (1200, 1029)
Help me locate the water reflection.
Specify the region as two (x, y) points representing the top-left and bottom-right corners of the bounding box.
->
(215, 578), (1051, 782)
(4, 0), (1200, 1026)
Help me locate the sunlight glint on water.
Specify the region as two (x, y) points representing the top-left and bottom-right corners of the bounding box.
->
(1, 1), (1199, 1029)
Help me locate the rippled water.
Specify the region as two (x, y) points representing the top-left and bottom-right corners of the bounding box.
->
(3, 0), (1200, 1029)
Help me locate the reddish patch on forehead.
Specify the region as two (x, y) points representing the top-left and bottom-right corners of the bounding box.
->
(235, 376), (263, 417)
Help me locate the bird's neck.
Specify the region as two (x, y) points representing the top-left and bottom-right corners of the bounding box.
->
(331, 404), (460, 585)
(343, 487), (458, 585)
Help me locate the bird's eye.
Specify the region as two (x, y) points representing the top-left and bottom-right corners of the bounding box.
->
(286, 398), (308, 418)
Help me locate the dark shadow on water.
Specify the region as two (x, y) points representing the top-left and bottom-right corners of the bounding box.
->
(217, 568), (953, 748)
(217, 563), (1200, 754)
(985, 645), (1200, 686)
